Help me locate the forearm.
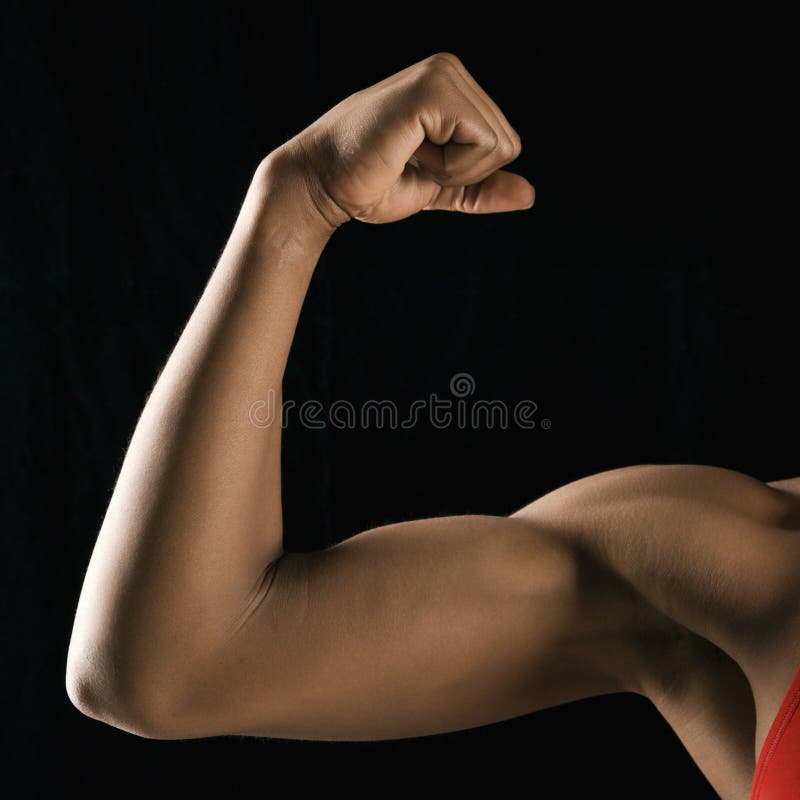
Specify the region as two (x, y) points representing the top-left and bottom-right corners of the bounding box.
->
(66, 53), (547, 741)
(66, 148), (334, 719)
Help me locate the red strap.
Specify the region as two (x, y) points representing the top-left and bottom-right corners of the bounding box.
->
(751, 660), (800, 799)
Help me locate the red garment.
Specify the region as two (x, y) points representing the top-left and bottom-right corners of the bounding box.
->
(751, 660), (800, 799)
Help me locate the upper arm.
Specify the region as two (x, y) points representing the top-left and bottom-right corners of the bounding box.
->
(161, 514), (583, 741)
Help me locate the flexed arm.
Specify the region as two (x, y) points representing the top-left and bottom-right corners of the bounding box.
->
(63, 58), (800, 800)
(65, 53), (540, 738)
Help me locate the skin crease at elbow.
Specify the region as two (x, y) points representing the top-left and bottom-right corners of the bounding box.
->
(64, 53), (800, 800)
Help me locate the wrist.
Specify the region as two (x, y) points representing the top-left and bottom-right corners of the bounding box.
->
(254, 142), (350, 244)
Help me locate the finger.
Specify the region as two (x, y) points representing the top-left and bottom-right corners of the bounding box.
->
(422, 169), (535, 214)
(414, 137), (526, 195)
(413, 98), (515, 188)
(427, 54), (520, 165)
(438, 54), (522, 161)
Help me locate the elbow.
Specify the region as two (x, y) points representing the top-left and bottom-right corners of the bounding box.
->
(65, 646), (192, 740)
(64, 667), (125, 732)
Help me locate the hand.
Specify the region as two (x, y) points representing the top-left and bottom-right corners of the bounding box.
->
(273, 52), (535, 230)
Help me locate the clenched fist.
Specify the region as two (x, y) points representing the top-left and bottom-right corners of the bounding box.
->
(269, 52), (535, 231)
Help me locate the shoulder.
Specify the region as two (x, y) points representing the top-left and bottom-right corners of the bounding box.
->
(526, 462), (800, 527)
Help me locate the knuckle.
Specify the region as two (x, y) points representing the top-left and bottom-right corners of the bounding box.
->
(497, 136), (516, 161)
(483, 126), (500, 153)
(416, 56), (456, 95)
(427, 51), (463, 71)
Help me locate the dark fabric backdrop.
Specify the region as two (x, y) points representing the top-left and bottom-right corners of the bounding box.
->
(2, 3), (798, 797)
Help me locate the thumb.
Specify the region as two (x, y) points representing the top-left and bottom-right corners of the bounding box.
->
(422, 170), (535, 213)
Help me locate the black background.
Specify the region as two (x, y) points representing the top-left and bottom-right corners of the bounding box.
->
(3, 3), (798, 797)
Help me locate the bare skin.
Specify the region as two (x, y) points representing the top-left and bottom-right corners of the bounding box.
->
(513, 464), (800, 798)
(65, 53), (800, 800)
